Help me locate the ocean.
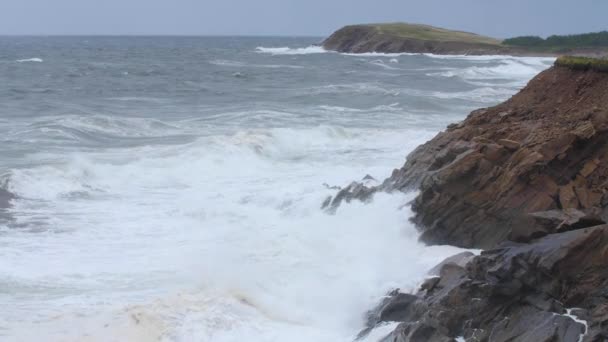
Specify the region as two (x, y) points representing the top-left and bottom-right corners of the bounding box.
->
(0, 36), (553, 341)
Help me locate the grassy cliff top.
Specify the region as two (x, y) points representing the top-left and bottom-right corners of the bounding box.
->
(555, 56), (608, 72)
(361, 23), (502, 45)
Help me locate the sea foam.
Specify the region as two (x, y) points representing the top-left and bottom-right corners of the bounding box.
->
(255, 46), (328, 55)
(16, 58), (43, 63)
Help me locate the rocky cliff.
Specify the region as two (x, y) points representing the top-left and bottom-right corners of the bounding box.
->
(322, 24), (511, 55)
(322, 24), (608, 57)
(391, 60), (608, 249)
(326, 59), (608, 341)
(329, 59), (608, 249)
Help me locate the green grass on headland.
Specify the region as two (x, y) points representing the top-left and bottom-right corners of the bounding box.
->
(365, 23), (501, 45)
(330, 23), (608, 56)
(504, 31), (608, 49)
(555, 56), (608, 72)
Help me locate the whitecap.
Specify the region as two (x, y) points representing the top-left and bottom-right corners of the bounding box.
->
(427, 57), (554, 85)
(255, 46), (328, 55)
(209, 59), (305, 69)
(16, 58), (43, 63)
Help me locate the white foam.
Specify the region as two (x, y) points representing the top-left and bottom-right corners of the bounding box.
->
(305, 83), (400, 97)
(0, 46), (548, 341)
(564, 309), (588, 342)
(16, 58), (43, 63)
(369, 59), (401, 70)
(209, 59), (305, 69)
(255, 46), (329, 55)
(428, 57), (554, 84)
(359, 322), (401, 342)
(2, 123), (464, 341)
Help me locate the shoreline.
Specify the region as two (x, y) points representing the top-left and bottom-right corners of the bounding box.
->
(329, 59), (608, 340)
(322, 24), (608, 58)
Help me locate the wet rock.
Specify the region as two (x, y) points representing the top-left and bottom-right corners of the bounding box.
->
(362, 174), (376, 181)
(322, 181), (376, 212)
(427, 251), (475, 276)
(365, 226), (608, 341)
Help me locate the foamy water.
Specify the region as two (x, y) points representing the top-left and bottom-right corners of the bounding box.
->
(0, 37), (554, 341)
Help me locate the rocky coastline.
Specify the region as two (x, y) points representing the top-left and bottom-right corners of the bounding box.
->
(322, 24), (608, 57)
(322, 24), (514, 56)
(327, 59), (608, 341)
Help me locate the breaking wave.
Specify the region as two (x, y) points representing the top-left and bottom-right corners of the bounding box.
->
(255, 46), (328, 55)
(16, 58), (44, 63)
(428, 57), (554, 84)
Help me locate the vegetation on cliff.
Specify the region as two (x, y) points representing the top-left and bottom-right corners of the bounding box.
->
(322, 23), (508, 55)
(555, 55), (608, 72)
(360, 23), (500, 45)
(504, 31), (608, 49)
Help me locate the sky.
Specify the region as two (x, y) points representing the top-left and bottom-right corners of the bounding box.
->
(1, 0), (607, 38)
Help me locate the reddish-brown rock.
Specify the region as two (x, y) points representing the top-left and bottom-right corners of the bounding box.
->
(384, 65), (608, 248)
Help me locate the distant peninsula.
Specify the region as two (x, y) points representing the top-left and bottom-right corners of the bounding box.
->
(322, 23), (608, 56)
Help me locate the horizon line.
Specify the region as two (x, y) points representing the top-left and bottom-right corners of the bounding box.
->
(0, 33), (326, 38)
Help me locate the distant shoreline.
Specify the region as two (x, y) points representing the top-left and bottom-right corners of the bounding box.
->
(322, 23), (608, 57)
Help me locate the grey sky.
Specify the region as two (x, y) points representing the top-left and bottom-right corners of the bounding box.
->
(2, 0), (607, 38)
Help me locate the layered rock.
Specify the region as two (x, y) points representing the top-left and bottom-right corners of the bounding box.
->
(328, 63), (608, 249)
(397, 64), (608, 249)
(362, 225), (608, 342)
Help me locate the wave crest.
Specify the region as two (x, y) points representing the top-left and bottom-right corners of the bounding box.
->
(16, 58), (43, 63)
(255, 46), (328, 55)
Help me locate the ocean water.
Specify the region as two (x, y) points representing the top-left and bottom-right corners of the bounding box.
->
(0, 37), (554, 342)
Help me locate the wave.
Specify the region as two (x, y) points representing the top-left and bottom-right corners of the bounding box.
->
(428, 58), (554, 83)
(255, 46), (328, 55)
(16, 58), (43, 63)
(368, 59), (402, 70)
(3, 115), (189, 150)
(303, 83), (400, 96)
(209, 59), (305, 69)
(3, 188), (466, 342)
(431, 87), (514, 103)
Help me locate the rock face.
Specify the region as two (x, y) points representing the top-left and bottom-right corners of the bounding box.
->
(395, 65), (608, 249)
(329, 64), (608, 249)
(362, 225), (608, 342)
(325, 62), (608, 340)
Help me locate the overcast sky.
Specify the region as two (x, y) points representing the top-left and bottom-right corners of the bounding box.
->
(2, 0), (607, 38)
